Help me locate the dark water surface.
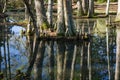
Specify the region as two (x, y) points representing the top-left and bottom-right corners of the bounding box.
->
(0, 15), (117, 80)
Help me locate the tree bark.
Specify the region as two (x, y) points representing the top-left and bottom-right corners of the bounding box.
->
(77, 0), (84, 17)
(47, 0), (53, 28)
(88, 0), (94, 17)
(115, 0), (120, 21)
(82, 0), (89, 15)
(34, 0), (48, 33)
(56, 0), (65, 35)
(2, 0), (7, 13)
(22, 0), (39, 37)
(106, 0), (110, 16)
(64, 0), (76, 36)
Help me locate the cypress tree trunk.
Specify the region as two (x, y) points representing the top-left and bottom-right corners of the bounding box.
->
(2, 0), (7, 13)
(47, 0), (53, 28)
(115, 0), (120, 21)
(25, 4), (29, 20)
(34, 0), (48, 34)
(77, 0), (84, 17)
(106, 0), (110, 16)
(82, 0), (89, 15)
(22, 0), (39, 37)
(88, 0), (94, 17)
(56, 0), (65, 35)
(64, 0), (76, 36)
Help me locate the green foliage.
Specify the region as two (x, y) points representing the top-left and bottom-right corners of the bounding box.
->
(8, 0), (24, 9)
(41, 22), (49, 30)
(97, 0), (106, 3)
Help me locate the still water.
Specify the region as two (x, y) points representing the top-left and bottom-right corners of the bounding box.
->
(0, 15), (117, 80)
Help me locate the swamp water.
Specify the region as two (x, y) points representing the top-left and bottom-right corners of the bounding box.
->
(0, 15), (117, 80)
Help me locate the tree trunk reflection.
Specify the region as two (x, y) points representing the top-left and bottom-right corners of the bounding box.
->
(115, 27), (120, 80)
(47, 41), (54, 80)
(80, 42), (88, 80)
(56, 41), (65, 80)
(34, 41), (45, 80)
(70, 43), (78, 80)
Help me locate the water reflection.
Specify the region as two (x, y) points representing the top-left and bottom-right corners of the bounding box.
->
(0, 16), (117, 80)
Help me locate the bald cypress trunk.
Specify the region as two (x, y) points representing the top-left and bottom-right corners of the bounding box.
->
(106, 0), (110, 16)
(47, 0), (53, 28)
(22, 0), (39, 37)
(77, 0), (84, 17)
(34, 0), (48, 34)
(115, 0), (120, 21)
(87, 0), (94, 17)
(64, 0), (76, 36)
(82, 0), (89, 15)
(56, 0), (65, 35)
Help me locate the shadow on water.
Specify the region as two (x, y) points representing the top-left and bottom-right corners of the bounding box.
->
(0, 15), (117, 80)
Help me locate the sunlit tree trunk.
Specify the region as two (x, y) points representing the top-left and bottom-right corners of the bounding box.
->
(24, 0), (34, 34)
(106, 0), (110, 16)
(87, 0), (94, 17)
(115, 28), (120, 80)
(24, 0), (31, 20)
(77, 0), (83, 17)
(115, 0), (120, 21)
(64, 0), (76, 36)
(2, 0), (7, 13)
(56, 41), (65, 80)
(22, 0), (39, 37)
(34, 0), (48, 33)
(25, 4), (29, 20)
(47, 0), (53, 28)
(82, 0), (88, 15)
(34, 41), (45, 80)
(56, 0), (65, 35)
